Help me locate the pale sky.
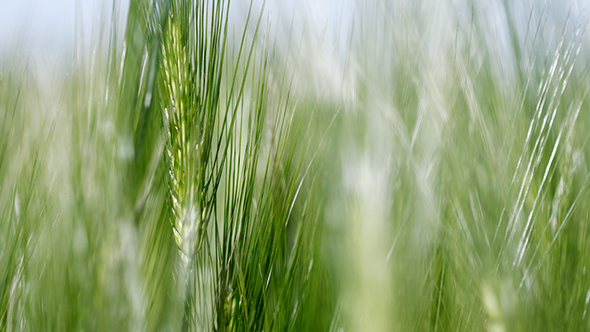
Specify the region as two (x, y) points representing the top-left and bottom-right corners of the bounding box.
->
(0, 0), (583, 72)
(0, 0), (352, 63)
(0, 0), (112, 60)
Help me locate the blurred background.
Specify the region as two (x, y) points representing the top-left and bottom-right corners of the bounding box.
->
(3, 0), (590, 331)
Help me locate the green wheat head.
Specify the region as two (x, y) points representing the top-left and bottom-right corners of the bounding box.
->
(160, 3), (206, 263)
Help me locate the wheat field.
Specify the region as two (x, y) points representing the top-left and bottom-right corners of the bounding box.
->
(2, 0), (590, 331)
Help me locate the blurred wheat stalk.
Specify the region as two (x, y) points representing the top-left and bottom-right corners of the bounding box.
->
(2, 0), (590, 331)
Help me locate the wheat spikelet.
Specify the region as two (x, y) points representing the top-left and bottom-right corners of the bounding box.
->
(160, 15), (203, 265)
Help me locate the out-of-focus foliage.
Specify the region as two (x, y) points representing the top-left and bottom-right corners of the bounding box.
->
(2, 0), (590, 331)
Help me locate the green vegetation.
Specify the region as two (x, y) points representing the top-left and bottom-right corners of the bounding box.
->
(2, 0), (590, 331)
